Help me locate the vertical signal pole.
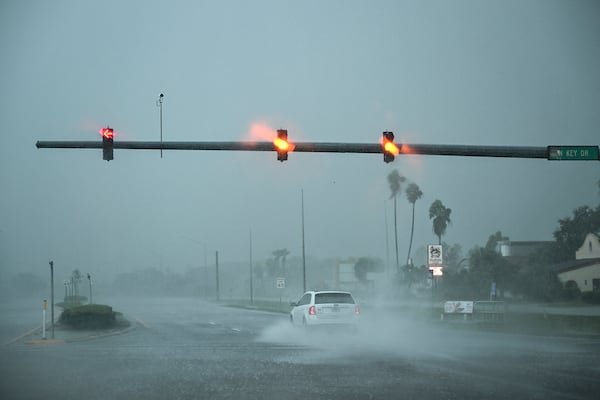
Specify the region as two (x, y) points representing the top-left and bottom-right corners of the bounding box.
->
(157, 93), (164, 158)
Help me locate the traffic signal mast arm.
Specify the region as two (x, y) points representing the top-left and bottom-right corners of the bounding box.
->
(36, 140), (566, 159)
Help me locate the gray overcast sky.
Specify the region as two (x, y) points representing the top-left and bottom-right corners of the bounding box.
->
(1, 0), (598, 279)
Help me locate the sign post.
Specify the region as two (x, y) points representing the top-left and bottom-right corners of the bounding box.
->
(276, 278), (285, 308)
(276, 277), (285, 289)
(42, 299), (47, 340)
(427, 245), (444, 275)
(427, 245), (443, 300)
(428, 245), (443, 266)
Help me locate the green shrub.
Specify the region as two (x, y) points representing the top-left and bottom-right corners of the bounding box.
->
(563, 281), (582, 301)
(582, 291), (600, 304)
(59, 304), (116, 329)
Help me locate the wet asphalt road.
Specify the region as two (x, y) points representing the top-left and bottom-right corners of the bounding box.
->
(1, 297), (600, 400)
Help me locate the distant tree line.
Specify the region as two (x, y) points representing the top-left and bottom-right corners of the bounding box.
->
(436, 203), (600, 302)
(386, 168), (600, 303)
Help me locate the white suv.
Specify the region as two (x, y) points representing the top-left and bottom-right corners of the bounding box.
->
(290, 290), (360, 327)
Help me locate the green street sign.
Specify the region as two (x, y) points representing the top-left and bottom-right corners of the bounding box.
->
(548, 146), (599, 161)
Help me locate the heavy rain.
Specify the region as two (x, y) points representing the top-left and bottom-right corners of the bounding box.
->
(1, 1), (599, 399)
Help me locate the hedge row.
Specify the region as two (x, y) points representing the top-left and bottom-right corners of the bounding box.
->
(59, 304), (116, 329)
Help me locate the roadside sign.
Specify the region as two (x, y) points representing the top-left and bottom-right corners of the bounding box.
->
(430, 266), (443, 276)
(428, 244), (443, 265)
(276, 277), (285, 289)
(444, 301), (474, 314)
(548, 146), (599, 161)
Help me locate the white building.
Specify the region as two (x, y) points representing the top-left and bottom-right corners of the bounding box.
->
(557, 233), (600, 292)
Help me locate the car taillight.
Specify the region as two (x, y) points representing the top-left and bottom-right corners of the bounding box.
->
(355, 305), (360, 315)
(309, 305), (316, 315)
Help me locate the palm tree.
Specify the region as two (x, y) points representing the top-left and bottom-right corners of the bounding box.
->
(387, 170), (406, 273)
(429, 200), (451, 245)
(405, 182), (423, 265)
(272, 249), (290, 275)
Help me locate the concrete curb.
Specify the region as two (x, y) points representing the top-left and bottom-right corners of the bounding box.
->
(24, 339), (65, 345)
(61, 322), (136, 343)
(6, 318), (136, 346)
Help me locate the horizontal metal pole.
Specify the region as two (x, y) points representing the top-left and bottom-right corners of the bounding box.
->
(34, 141), (383, 153)
(36, 141), (276, 151)
(36, 141), (598, 160)
(35, 140), (557, 159)
(405, 144), (548, 159)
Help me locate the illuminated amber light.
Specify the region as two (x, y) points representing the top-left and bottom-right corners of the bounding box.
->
(274, 138), (289, 151)
(384, 141), (400, 155)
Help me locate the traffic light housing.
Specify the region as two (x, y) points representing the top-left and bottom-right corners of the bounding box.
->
(275, 129), (289, 162)
(382, 131), (399, 163)
(101, 127), (114, 161)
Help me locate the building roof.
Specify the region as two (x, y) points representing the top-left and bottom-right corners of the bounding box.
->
(556, 257), (600, 274)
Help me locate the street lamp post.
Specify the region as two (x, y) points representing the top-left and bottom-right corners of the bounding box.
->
(157, 93), (164, 158)
(87, 273), (93, 304)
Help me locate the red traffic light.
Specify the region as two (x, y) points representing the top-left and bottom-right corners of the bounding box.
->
(101, 126), (114, 161)
(100, 127), (114, 140)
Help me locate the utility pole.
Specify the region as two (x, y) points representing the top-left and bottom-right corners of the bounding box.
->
(249, 228), (254, 305)
(384, 200), (391, 279)
(215, 251), (220, 302)
(49, 261), (54, 339)
(301, 189), (306, 293)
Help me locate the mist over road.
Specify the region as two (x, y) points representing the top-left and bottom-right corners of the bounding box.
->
(1, 297), (599, 399)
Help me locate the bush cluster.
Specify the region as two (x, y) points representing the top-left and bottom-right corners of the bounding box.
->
(59, 304), (116, 329)
(582, 291), (600, 304)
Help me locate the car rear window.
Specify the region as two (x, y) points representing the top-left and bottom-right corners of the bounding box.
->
(315, 293), (355, 304)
